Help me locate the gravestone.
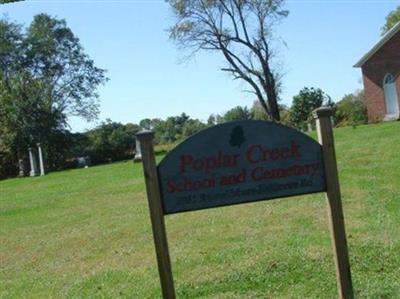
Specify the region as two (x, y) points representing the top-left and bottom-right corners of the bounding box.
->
(28, 147), (38, 177)
(77, 156), (91, 168)
(37, 143), (46, 176)
(18, 159), (25, 177)
(134, 138), (142, 162)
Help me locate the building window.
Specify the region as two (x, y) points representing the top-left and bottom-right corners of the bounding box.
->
(383, 73), (395, 84)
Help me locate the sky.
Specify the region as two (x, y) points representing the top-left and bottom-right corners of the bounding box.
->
(1, 0), (398, 132)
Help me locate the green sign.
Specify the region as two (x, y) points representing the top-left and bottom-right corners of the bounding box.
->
(158, 121), (326, 214)
(137, 108), (353, 298)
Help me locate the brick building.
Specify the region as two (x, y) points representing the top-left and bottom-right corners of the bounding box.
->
(354, 22), (400, 121)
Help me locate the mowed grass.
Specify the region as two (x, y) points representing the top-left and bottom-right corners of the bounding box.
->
(1, 122), (399, 298)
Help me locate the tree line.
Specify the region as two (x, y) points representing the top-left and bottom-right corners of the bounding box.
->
(0, 85), (368, 179)
(4, 0), (387, 178)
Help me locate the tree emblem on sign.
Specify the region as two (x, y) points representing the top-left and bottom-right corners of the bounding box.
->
(229, 126), (246, 148)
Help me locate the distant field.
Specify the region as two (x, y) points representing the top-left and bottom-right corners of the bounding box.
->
(1, 121), (399, 298)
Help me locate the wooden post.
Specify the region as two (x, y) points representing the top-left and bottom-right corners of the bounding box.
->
(136, 131), (176, 299)
(313, 107), (354, 299)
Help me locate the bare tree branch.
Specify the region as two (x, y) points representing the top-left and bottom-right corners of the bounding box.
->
(167, 0), (288, 121)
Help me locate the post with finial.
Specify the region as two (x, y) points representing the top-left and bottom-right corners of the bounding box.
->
(136, 130), (176, 299)
(313, 107), (354, 299)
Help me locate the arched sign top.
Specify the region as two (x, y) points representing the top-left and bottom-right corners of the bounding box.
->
(159, 120), (321, 167)
(158, 120), (326, 214)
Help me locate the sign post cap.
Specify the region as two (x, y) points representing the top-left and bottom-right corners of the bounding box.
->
(313, 107), (333, 119)
(136, 130), (154, 141)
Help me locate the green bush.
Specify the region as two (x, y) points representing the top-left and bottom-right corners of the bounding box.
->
(85, 120), (140, 164)
(335, 92), (368, 127)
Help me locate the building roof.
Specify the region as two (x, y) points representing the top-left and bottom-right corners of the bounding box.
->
(354, 22), (400, 67)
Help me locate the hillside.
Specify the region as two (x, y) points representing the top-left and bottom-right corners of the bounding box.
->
(1, 121), (399, 298)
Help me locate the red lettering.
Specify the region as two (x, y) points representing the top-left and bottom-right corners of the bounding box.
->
(193, 159), (204, 171)
(281, 147), (291, 159)
(167, 177), (216, 193)
(180, 155), (193, 173)
(180, 152), (241, 174)
(262, 149), (270, 161)
(246, 141), (302, 164)
(246, 145), (262, 163)
(167, 180), (182, 193)
(270, 149), (280, 160)
(290, 141), (301, 158)
(205, 157), (217, 173)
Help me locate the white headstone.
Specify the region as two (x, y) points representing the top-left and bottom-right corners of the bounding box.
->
(28, 147), (38, 177)
(134, 138), (142, 162)
(37, 143), (46, 176)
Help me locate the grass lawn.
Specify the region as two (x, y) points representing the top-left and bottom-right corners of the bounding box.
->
(1, 121), (399, 298)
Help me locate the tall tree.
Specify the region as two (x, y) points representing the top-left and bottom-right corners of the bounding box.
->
(0, 14), (107, 177)
(289, 87), (333, 130)
(167, 0), (288, 121)
(0, 19), (30, 176)
(381, 6), (400, 35)
(24, 14), (107, 122)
